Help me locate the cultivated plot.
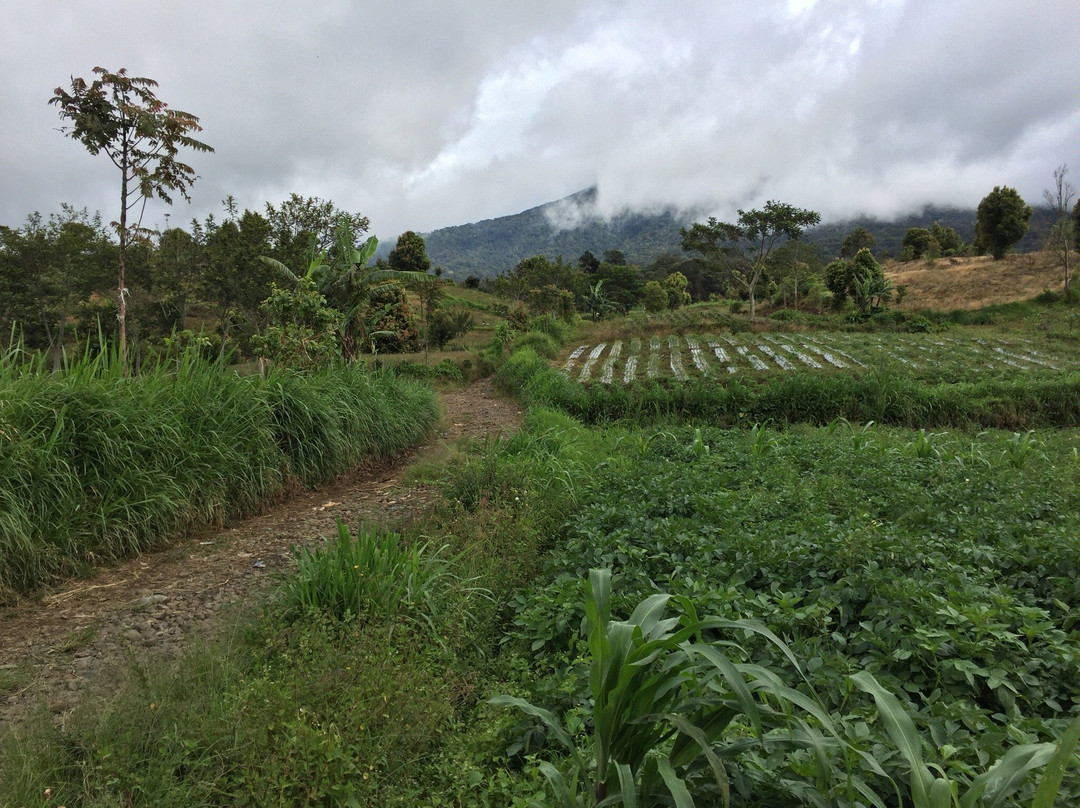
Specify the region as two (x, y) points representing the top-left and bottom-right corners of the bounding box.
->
(558, 332), (1075, 384)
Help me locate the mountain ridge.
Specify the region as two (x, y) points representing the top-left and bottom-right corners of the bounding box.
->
(418, 189), (1051, 279)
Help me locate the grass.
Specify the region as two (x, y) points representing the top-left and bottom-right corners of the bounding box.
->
(885, 251), (1066, 311)
(5, 303), (1080, 805)
(0, 347), (438, 600)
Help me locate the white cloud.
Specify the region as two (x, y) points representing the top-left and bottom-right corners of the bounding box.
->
(2, 0), (1078, 241)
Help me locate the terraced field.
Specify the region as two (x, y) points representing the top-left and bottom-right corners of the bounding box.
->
(560, 332), (1074, 384)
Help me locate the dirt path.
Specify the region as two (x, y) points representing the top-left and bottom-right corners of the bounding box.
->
(0, 377), (523, 731)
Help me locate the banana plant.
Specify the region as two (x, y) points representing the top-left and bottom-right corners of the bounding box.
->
(259, 221), (437, 361)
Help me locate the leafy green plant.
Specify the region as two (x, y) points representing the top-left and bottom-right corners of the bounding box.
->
(748, 420), (777, 459)
(1002, 431), (1046, 469)
(904, 428), (941, 459)
(691, 427), (710, 459)
(278, 520), (474, 634)
(852, 671), (1080, 808)
(494, 569), (850, 807)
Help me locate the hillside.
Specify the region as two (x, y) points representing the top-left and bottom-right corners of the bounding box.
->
(423, 188), (692, 279)
(885, 250), (1066, 311)
(420, 189), (1055, 279)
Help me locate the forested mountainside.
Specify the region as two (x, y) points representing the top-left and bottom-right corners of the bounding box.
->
(420, 189), (1053, 278)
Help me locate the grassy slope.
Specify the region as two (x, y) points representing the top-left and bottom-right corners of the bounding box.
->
(887, 251), (1067, 311)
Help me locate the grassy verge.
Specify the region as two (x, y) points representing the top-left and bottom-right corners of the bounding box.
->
(0, 350), (438, 600)
(0, 407), (612, 806)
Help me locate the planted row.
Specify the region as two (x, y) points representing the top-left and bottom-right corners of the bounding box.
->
(561, 333), (1074, 385)
(500, 345), (1080, 428)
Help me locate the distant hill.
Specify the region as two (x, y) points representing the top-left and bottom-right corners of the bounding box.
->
(423, 188), (693, 280)
(420, 189), (1053, 279)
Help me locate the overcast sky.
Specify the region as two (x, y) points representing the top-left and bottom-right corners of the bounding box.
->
(3, 0), (1079, 243)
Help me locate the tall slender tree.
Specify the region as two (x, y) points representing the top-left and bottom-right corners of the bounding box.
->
(1044, 165), (1076, 296)
(50, 67), (213, 368)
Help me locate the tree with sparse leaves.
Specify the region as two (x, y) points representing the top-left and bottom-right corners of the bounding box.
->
(1044, 165), (1076, 296)
(50, 67), (213, 368)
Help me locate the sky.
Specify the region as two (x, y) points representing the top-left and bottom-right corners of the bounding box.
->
(3, 0), (1079, 244)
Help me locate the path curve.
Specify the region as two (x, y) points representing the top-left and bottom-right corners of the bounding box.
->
(0, 376), (522, 730)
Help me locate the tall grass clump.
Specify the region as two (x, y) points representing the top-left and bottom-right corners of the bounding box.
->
(0, 349), (438, 600)
(277, 520), (467, 632)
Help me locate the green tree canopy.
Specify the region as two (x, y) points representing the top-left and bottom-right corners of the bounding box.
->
(642, 280), (667, 313)
(902, 227), (938, 261)
(931, 222), (963, 255)
(681, 201), (820, 318)
(840, 227), (876, 258)
(975, 186), (1032, 260)
(388, 230), (432, 274)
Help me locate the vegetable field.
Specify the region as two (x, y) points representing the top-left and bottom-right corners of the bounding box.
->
(561, 332), (1075, 384)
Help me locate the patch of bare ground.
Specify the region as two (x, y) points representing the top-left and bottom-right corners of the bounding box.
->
(886, 251), (1065, 310)
(0, 376), (523, 730)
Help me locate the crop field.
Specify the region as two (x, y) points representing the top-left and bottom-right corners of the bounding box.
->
(505, 420), (1080, 804)
(560, 332), (1076, 384)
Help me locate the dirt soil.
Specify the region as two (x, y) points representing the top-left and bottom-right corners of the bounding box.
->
(0, 377), (523, 732)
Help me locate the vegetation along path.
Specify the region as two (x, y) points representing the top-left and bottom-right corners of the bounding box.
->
(0, 376), (523, 731)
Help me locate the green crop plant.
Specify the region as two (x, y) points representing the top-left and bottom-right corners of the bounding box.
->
(494, 569), (865, 808)
(852, 671), (1080, 808)
(748, 421), (777, 459)
(1002, 431), (1046, 469)
(904, 428), (942, 459)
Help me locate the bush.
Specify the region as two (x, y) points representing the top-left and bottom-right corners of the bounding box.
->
(528, 314), (571, 343)
(510, 331), (560, 359)
(427, 306), (475, 349)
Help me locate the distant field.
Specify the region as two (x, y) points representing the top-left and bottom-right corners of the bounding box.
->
(885, 251), (1065, 310)
(560, 331), (1076, 385)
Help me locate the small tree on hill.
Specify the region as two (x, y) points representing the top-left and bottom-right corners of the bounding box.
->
(1044, 165), (1076, 296)
(662, 271), (691, 309)
(975, 186), (1032, 260)
(50, 67), (213, 369)
(642, 280), (668, 313)
(390, 231), (441, 360)
(901, 228), (938, 261)
(826, 248), (891, 313)
(840, 227), (875, 258)
(931, 222), (963, 256)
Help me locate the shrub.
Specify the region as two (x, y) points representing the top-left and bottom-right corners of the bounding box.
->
(511, 331), (560, 359)
(277, 521), (461, 630)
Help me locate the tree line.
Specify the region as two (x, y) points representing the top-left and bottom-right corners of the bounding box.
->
(0, 196), (471, 368)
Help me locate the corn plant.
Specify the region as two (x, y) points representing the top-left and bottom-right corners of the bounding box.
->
(748, 421), (777, 459)
(851, 671), (1080, 808)
(904, 428), (942, 459)
(494, 569), (861, 807)
(1002, 431), (1046, 469)
(691, 428), (710, 460)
